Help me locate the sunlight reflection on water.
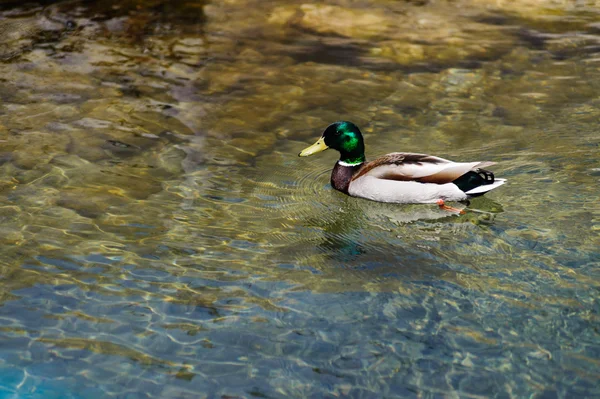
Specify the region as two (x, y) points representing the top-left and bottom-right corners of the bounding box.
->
(0, 0), (599, 398)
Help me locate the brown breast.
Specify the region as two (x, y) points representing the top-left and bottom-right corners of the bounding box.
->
(331, 162), (362, 194)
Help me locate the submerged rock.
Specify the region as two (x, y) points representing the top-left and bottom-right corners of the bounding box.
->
(270, 4), (392, 39)
(0, 10), (75, 61)
(439, 68), (485, 94)
(268, 2), (519, 68)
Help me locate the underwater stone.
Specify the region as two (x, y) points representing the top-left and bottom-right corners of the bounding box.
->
(0, 227), (24, 245)
(372, 42), (426, 65)
(270, 4), (392, 39)
(440, 69), (485, 94)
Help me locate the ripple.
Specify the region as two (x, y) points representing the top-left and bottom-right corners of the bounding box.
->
(1, 0), (599, 398)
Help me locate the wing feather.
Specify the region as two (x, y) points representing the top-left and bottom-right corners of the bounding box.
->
(352, 152), (493, 184)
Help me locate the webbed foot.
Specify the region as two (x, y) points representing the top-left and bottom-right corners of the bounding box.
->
(437, 199), (466, 215)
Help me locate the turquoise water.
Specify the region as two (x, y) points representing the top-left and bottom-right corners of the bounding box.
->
(0, 0), (599, 398)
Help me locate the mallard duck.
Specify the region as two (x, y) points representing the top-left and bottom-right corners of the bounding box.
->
(298, 121), (506, 207)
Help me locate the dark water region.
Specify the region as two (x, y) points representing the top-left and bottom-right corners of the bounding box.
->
(0, 0), (599, 398)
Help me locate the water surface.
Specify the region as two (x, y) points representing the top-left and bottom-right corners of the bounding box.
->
(0, 0), (599, 398)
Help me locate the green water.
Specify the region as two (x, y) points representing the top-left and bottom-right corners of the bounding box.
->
(0, 0), (599, 398)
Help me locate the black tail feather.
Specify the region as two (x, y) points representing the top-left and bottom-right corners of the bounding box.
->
(452, 168), (495, 196)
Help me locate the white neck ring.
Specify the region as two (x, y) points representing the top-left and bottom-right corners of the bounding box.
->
(338, 160), (363, 167)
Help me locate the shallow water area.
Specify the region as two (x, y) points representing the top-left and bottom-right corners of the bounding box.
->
(0, 0), (599, 398)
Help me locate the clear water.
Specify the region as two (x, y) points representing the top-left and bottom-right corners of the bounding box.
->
(0, 0), (599, 398)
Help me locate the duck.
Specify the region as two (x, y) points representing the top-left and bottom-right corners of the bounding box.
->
(298, 121), (506, 209)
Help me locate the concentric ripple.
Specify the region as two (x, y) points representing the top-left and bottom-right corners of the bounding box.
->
(1, 0), (600, 398)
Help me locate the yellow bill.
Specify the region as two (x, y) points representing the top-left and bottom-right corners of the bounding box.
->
(298, 137), (328, 157)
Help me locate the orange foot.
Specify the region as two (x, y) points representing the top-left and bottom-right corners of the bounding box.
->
(437, 199), (466, 215)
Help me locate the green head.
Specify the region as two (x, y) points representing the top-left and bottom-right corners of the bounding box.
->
(298, 121), (366, 165)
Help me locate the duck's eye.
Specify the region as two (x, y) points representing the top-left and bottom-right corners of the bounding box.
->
(334, 130), (341, 136)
